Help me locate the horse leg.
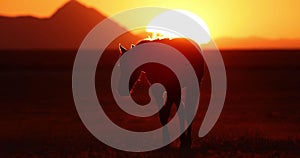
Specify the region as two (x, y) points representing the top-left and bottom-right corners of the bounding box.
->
(186, 123), (192, 148)
(159, 96), (173, 146)
(164, 91), (187, 148)
(184, 87), (196, 148)
(178, 101), (187, 148)
(179, 87), (192, 148)
(150, 86), (170, 146)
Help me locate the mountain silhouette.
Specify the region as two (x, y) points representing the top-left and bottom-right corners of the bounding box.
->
(0, 0), (139, 50)
(215, 37), (300, 50)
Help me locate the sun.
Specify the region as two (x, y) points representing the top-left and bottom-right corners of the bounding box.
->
(145, 9), (211, 44)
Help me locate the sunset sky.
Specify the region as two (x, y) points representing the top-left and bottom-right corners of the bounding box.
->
(1, 0), (300, 40)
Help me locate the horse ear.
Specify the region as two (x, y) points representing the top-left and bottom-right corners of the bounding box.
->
(119, 43), (127, 55)
(131, 44), (135, 48)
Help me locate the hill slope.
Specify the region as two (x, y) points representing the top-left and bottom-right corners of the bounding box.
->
(0, 0), (139, 50)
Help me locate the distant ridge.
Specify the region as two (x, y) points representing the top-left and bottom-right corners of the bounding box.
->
(0, 0), (139, 50)
(215, 37), (300, 50)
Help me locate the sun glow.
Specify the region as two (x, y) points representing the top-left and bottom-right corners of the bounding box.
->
(145, 9), (211, 44)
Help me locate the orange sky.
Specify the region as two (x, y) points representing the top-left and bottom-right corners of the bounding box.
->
(1, 0), (300, 40)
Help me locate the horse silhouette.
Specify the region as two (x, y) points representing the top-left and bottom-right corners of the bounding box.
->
(118, 38), (204, 148)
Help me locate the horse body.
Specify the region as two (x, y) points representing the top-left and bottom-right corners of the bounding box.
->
(119, 38), (204, 148)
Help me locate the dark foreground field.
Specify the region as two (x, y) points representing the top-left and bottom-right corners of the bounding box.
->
(0, 49), (300, 157)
